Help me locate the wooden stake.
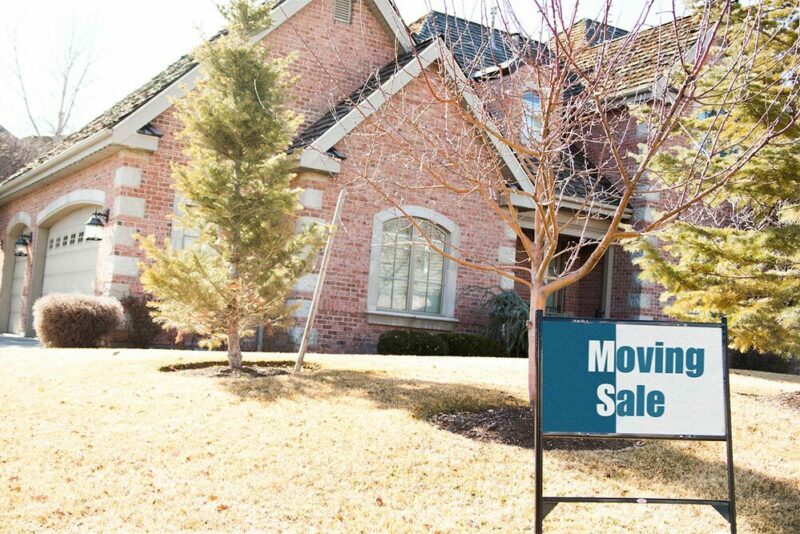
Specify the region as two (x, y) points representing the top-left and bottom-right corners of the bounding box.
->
(294, 189), (347, 373)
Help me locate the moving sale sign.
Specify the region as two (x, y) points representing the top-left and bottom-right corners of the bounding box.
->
(540, 319), (727, 437)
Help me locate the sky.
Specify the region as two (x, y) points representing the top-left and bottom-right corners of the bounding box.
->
(0, 0), (686, 138)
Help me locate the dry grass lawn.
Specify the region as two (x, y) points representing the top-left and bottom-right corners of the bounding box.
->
(0, 348), (798, 533)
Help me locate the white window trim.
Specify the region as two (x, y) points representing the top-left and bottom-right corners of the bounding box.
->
(367, 206), (460, 324)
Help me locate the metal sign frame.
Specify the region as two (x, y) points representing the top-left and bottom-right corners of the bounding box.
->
(533, 311), (737, 533)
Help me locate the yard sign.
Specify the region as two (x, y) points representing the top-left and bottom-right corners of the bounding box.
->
(534, 313), (737, 533)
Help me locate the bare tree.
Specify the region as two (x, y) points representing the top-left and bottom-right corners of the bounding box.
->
(0, 126), (46, 179)
(10, 22), (94, 141)
(303, 0), (800, 402)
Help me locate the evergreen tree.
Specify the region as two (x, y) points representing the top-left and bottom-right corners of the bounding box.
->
(139, 0), (325, 368)
(632, 1), (800, 356)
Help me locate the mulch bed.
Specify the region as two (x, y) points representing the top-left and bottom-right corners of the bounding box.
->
(430, 407), (641, 451)
(774, 391), (800, 412)
(159, 360), (318, 378)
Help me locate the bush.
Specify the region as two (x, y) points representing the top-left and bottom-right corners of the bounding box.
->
(730, 349), (800, 375)
(482, 290), (529, 357)
(121, 296), (162, 349)
(377, 330), (505, 357)
(33, 294), (124, 348)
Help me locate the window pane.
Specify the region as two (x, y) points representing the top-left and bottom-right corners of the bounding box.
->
(522, 91), (543, 142)
(410, 223), (445, 314)
(378, 219), (412, 312)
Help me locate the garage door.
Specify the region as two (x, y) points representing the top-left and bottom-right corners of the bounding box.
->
(7, 254), (26, 334)
(42, 206), (100, 296)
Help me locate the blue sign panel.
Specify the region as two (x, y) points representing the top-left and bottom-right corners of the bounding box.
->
(540, 318), (726, 437)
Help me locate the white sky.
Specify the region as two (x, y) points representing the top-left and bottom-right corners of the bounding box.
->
(0, 0), (685, 138)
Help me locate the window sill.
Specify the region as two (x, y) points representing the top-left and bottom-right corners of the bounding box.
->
(366, 310), (458, 331)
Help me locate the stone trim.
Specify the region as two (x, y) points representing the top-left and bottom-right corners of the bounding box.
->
(113, 196), (146, 219)
(366, 310), (458, 331)
(36, 189), (105, 226)
(114, 167), (142, 189)
(5, 212), (32, 236)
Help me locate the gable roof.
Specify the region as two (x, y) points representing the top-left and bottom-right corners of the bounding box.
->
(573, 16), (700, 97)
(410, 11), (527, 76)
(413, 11), (700, 100)
(0, 0), (412, 196)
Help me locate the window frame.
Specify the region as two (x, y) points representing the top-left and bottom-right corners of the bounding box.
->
(522, 90), (544, 143)
(367, 206), (460, 323)
(377, 218), (449, 316)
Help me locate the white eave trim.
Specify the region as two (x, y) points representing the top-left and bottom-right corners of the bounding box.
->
(370, 0), (414, 52)
(303, 38), (536, 193)
(0, 129), (112, 200)
(295, 150), (342, 174)
(509, 191), (631, 219)
(0, 129), (162, 202)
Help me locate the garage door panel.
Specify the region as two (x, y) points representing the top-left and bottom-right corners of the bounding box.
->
(43, 206), (100, 296)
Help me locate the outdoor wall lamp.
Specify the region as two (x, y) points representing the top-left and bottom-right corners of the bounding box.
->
(84, 208), (110, 242)
(14, 233), (32, 257)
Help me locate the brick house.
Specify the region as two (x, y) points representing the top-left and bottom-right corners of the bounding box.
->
(0, 1), (691, 352)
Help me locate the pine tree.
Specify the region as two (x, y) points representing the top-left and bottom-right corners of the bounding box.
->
(138, 0), (325, 369)
(632, 1), (800, 356)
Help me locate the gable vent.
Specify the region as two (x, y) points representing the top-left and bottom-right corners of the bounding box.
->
(333, 0), (352, 24)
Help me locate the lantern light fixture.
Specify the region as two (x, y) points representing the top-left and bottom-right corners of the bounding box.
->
(84, 209), (110, 242)
(14, 233), (32, 257)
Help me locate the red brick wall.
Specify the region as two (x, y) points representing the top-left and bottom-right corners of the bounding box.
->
(264, 0), (400, 127)
(291, 74), (517, 353)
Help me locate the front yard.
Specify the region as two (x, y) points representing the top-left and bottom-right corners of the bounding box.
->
(0, 348), (798, 532)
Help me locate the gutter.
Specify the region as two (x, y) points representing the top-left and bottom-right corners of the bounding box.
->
(0, 129), (113, 203)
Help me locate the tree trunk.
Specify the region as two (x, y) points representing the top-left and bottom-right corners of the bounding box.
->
(228, 323), (243, 370)
(528, 289), (546, 405)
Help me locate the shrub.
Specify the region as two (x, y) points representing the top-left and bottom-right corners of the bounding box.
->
(482, 290), (529, 357)
(730, 349), (800, 375)
(121, 296), (162, 349)
(377, 330), (505, 357)
(377, 330), (449, 356)
(438, 332), (505, 357)
(33, 294), (124, 348)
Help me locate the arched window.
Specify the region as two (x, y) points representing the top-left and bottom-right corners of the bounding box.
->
(522, 90), (543, 142)
(367, 207), (460, 327)
(377, 218), (448, 315)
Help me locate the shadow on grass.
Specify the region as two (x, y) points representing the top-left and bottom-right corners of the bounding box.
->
(221, 367), (526, 419)
(200, 365), (798, 532)
(551, 439), (800, 533)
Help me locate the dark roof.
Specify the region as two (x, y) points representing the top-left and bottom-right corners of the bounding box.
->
(410, 11), (533, 75)
(289, 45), (426, 151)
